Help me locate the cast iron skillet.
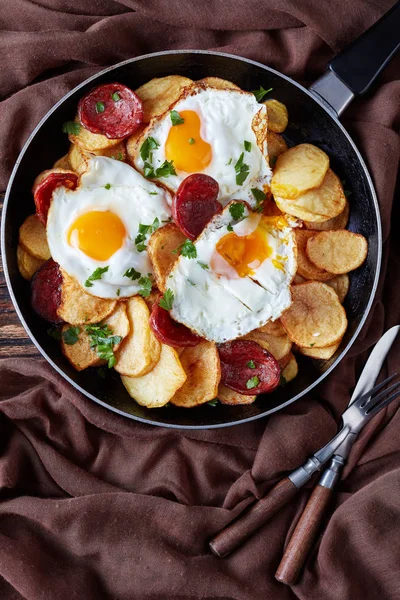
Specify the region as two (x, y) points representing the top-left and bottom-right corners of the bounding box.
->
(2, 4), (400, 429)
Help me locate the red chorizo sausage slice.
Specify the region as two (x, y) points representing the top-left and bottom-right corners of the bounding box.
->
(78, 83), (143, 139)
(33, 170), (78, 225)
(150, 304), (201, 348)
(173, 174), (222, 240)
(31, 259), (63, 324)
(218, 339), (281, 395)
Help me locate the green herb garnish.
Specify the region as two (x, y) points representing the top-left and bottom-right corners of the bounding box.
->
(137, 275), (152, 298)
(188, 137), (195, 145)
(227, 223), (233, 232)
(124, 267), (141, 281)
(104, 183), (111, 190)
(112, 92), (120, 102)
(280, 374), (287, 387)
(187, 279), (196, 287)
(252, 86), (273, 102)
(144, 160), (177, 179)
(135, 218), (160, 252)
(97, 367), (107, 379)
(85, 266), (109, 288)
(62, 326), (80, 345)
(207, 398), (219, 407)
(62, 121), (81, 135)
(174, 239), (197, 259)
(247, 360), (256, 369)
(159, 289), (174, 310)
(170, 110), (184, 125)
(197, 261), (209, 270)
(85, 323), (122, 369)
(96, 101), (105, 114)
(47, 327), (61, 341)
(251, 188), (267, 212)
(229, 202), (245, 221)
(140, 137), (160, 162)
(234, 153), (250, 186)
(246, 375), (260, 389)
(116, 288), (121, 297)
(226, 158), (232, 166)
(244, 140), (252, 152)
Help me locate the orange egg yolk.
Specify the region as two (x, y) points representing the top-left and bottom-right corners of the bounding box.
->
(165, 110), (212, 172)
(68, 211), (126, 261)
(215, 226), (272, 278)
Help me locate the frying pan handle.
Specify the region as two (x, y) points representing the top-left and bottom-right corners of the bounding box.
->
(310, 1), (400, 116)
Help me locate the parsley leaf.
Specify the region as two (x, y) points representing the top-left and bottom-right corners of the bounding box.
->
(124, 267), (141, 281)
(227, 223), (233, 232)
(252, 86), (273, 102)
(85, 266), (109, 288)
(47, 327), (61, 341)
(62, 121), (81, 135)
(140, 137), (160, 162)
(181, 239), (197, 259)
(247, 360), (256, 369)
(137, 275), (152, 298)
(244, 140), (252, 152)
(170, 110), (184, 125)
(117, 151), (124, 161)
(148, 191), (158, 195)
(207, 398), (219, 407)
(251, 188), (267, 212)
(269, 155), (278, 168)
(144, 159), (177, 179)
(229, 202), (245, 221)
(234, 152), (250, 185)
(188, 137), (195, 145)
(96, 101), (105, 114)
(112, 92), (120, 102)
(104, 183), (111, 190)
(187, 278), (196, 287)
(226, 158), (232, 166)
(85, 324), (122, 369)
(246, 375), (260, 389)
(62, 326), (80, 345)
(134, 219), (160, 252)
(197, 261), (209, 270)
(159, 289), (174, 310)
(116, 288), (121, 297)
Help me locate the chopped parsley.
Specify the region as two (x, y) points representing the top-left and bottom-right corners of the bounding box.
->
(310, 343), (316, 347)
(117, 151), (124, 161)
(172, 239), (197, 259)
(137, 275), (153, 298)
(140, 137), (160, 161)
(62, 121), (81, 135)
(207, 398), (219, 407)
(159, 289), (174, 310)
(247, 360), (256, 369)
(144, 159), (176, 179)
(85, 266), (109, 288)
(234, 152), (250, 185)
(62, 326), (80, 345)
(197, 261), (209, 270)
(124, 267), (141, 281)
(187, 278), (196, 287)
(148, 191), (158, 195)
(47, 327), (61, 341)
(229, 202), (245, 221)
(246, 375), (260, 389)
(96, 101), (105, 114)
(188, 137), (195, 145)
(227, 223), (233, 232)
(269, 155), (278, 168)
(226, 158), (232, 166)
(85, 323), (122, 369)
(251, 188), (267, 212)
(170, 110), (184, 125)
(112, 92), (120, 102)
(244, 140), (252, 152)
(116, 288), (121, 297)
(252, 86), (273, 102)
(135, 218), (160, 252)
(104, 183), (111, 190)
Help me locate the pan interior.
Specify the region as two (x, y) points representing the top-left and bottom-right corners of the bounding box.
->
(2, 52), (380, 428)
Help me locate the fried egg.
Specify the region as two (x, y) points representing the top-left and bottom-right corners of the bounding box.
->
(167, 203), (297, 343)
(133, 86), (272, 207)
(47, 156), (172, 299)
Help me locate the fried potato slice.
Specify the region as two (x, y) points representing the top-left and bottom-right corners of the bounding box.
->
(170, 341), (221, 408)
(242, 330), (292, 360)
(325, 274), (349, 303)
(218, 383), (256, 406)
(144, 289), (161, 311)
(305, 198), (349, 231)
(53, 154), (71, 170)
(282, 353), (298, 382)
(295, 229), (333, 281)
(275, 170), (346, 223)
(306, 230), (368, 274)
(69, 119), (121, 152)
(61, 303), (130, 371)
(69, 141), (127, 175)
(196, 77), (240, 90)
(135, 75), (194, 123)
(125, 125), (147, 167)
(271, 143), (329, 200)
(281, 282), (347, 348)
(147, 223), (186, 292)
(264, 99), (288, 133)
(293, 274), (306, 284)
(122, 344), (186, 408)
(58, 270), (117, 325)
(114, 296), (161, 377)
(258, 319), (286, 337)
(267, 131), (288, 168)
(19, 215), (51, 261)
(17, 244), (45, 281)
(298, 339), (341, 360)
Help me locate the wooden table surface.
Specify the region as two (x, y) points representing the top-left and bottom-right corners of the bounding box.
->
(0, 195), (41, 359)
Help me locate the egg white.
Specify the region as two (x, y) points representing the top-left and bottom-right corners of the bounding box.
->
(133, 86), (272, 207)
(47, 156), (172, 299)
(167, 203), (297, 343)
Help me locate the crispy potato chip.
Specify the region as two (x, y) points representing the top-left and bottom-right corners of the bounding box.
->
(147, 223), (186, 291)
(275, 170), (346, 223)
(325, 274), (349, 303)
(305, 198), (349, 231)
(93, 141), (127, 161)
(125, 125), (147, 167)
(257, 319), (286, 337)
(267, 131), (288, 167)
(114, 296), (161, 377)
(298, 339), (341, 360)
(264, 99), (288, 133)
(69, 119), (121, 152)
(295, 229), (333, 281)
(17, 244), (45, 281)
(19, 215), (51, 261)
(293, 274), (306, 284)
(242, 330), (292, 361)
(196, 77), (240, 90)
(307, 230), (368, 274)
(68, 143), (89, 175)
(122, 344), (186, 408)
(58, 270), (117, 325)
(135, 75), (194, 123)
(53, 154), (71, 170)
(61, 303), (130, 371)
(170, 341), (221, 407)
(218, 383), (256, 406)
(271, 143), (329, 200)
(281, 282), (347, 348)
(282, 353), (298, 382)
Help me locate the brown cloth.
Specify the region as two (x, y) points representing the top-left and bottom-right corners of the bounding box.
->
(1, 1), (400, 598)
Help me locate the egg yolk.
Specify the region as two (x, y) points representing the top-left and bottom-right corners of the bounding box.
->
(215, 226), (272, 278)
(165, 110), (212, 172)
(68, 211), (126, 261)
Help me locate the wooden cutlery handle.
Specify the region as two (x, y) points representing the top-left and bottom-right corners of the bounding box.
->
(275, 484), (333, 586)
(209, 477), (298, 558)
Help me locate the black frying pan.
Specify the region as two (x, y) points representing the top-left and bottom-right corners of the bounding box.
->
(2, 3), (400, 429)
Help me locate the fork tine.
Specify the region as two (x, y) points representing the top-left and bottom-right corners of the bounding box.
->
(363, 379), (400, 411)
(354, 373), (398, 407)
(366, 390), (400, 417)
